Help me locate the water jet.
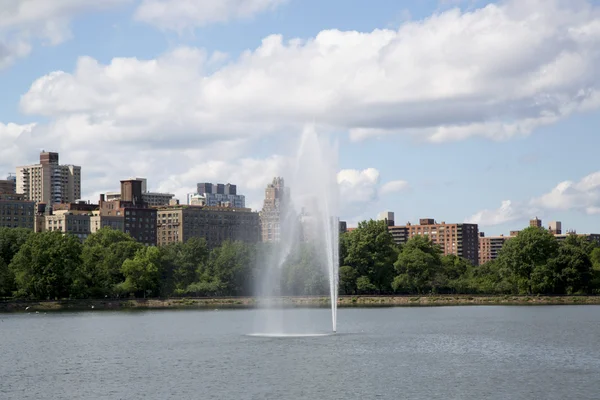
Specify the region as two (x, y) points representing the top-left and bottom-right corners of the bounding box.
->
(254, 125), (340, 335)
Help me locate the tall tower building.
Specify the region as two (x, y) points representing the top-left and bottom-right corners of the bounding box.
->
(16, 151), (81, 204)
(260, 177), (290, 242)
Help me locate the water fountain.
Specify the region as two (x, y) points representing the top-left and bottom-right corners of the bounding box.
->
(253, 125), (340, 335)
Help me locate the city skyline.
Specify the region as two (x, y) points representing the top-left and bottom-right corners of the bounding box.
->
(1, 0), (600, 236)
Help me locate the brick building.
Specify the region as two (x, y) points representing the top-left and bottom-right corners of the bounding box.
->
(156, 205), (260, 249)
(98, 179), (157, 246)
(478, 233), (511, 265)
(0, 193), (35, 229)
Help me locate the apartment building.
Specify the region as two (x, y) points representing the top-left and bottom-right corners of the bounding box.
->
(0, 193), (35, 229)
(478, 233), (511, 264)
(45, 210), (91, 242)
(383, 217), (479, 264)
(98, 179), (157, 246)
(90, 211), (124, 233)
(16, 152), (81, 204)
(156, 205), (260, 248)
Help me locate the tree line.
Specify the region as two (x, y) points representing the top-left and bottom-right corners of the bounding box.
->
(0, 227), (329, 300)
(1, 219), (600, 300)
(339, 220), (600, 295)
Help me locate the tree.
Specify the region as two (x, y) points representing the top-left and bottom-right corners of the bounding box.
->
(160, 237), (209, 296)
(393, 235), (442, 294)
(439, 254), (471, 293)
(469, 260), (512, 294)
(10, 231), (83, 299)
(496, 227), (559, 294)
(339, 265), (358, 295)
(591, 247), (600, 293)
(0, 227), (33, 265)
(356, 275), (376, 294)
(0, 257), (12, 297)
(343, 220), (397, 293)
(119, 246), (162, 298)
(80, 228), (143, 297)
(207, 241), (254, 296)
(546, 235), (594, 294)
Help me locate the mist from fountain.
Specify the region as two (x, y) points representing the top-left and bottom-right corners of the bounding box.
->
(253, 125), (340, 335)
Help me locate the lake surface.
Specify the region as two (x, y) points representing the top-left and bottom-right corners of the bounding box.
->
(1, 306), (599, 399)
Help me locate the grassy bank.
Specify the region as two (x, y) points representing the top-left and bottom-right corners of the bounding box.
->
(2, 295), (600, 312)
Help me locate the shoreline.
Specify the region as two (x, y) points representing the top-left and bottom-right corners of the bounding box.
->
(1, 295), (600, 312)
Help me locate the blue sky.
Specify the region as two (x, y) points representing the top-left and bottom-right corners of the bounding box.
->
(1, 0), (600, 235)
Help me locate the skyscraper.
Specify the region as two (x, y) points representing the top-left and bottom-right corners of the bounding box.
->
(16, 152), (81, 204)
(259, 177), (290, 242)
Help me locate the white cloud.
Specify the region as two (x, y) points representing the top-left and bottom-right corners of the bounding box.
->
(465, 200), (534, 227)
(0, 122), (37, 169)
(5, 0), (600, 223)
(468, 170), (600, 227)
(134, 0), (286, 31)
(380, 180), (409, 195)
(19, 0), (600, 145)
(337, 168), (380, 202)
(530, 173), (600, 213)
(0, 0), (129, 68)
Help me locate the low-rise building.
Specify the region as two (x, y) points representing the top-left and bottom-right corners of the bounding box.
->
(0, 175), (16, 194)
(156, 205), (260, 249)
(45, 210), (91, 241)
(554, 232), (600, 246)
(0, 193), (35, 229)
(90, 210), (124, 233)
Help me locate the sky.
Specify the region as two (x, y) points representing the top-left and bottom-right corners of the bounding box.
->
(1, 0), (600, 235)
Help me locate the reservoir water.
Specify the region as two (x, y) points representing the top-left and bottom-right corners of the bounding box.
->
(1, 306), (599, 399)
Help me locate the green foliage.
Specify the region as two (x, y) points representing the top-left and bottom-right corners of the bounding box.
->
(281, 243), (328, 296)
(80, 228), (143, 297)
(343, 220), (398, 293)
(2, 219), (600, 299)
(356, 275), (376, 294)
(496, 227), (559, 294)
(339, 265), (358, 295)
(159, 237), (209, 296)
(10, 231), (83, 299)
(393, 235), (442, 293)
(120, 246), (162, 298)
(0, 257), (12, 297)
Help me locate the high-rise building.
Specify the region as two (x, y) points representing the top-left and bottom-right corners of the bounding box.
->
(0, 193), (35, 229)
(98, 179), (157, 246)
(259, 177), (290, 242)
(478, 233), (511, 265)
(386, 217), (479, 265)
(156, 205), (260, 248)
(16, 152), (81, 204)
